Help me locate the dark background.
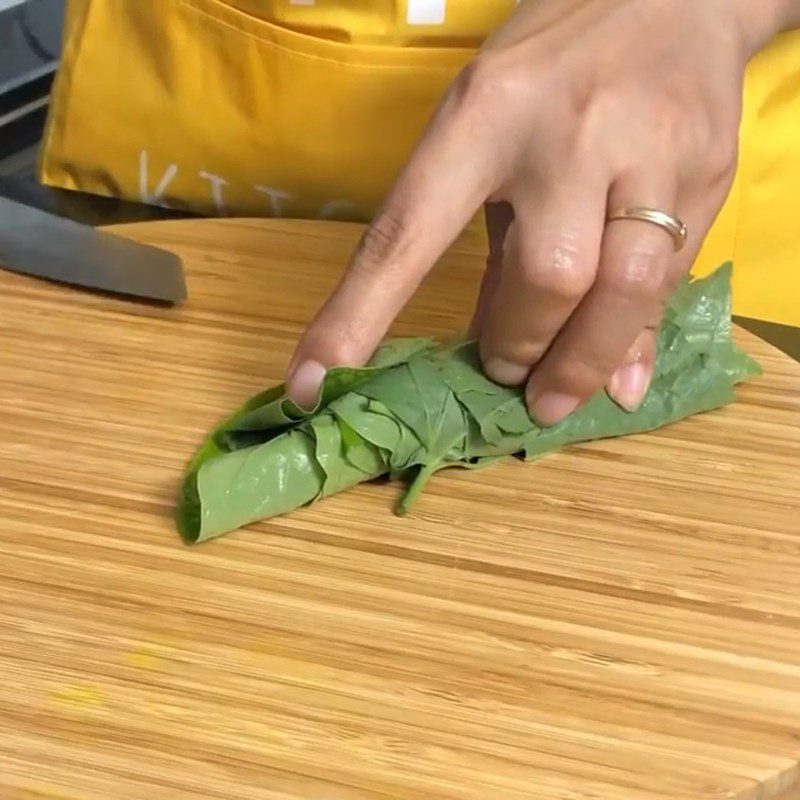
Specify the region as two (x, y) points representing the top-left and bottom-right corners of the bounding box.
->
(0, 0), (797, 361)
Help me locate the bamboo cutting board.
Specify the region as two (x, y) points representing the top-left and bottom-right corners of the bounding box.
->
(0, 218), (799, 800)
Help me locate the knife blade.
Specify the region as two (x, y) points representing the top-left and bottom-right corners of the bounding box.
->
(0, 196), (187, 304)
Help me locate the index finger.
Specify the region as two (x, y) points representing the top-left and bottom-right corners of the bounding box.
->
(287, 87), (494, 406)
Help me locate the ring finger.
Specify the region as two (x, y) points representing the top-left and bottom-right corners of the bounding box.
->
(527, 169), (682, 424)
(605, 174), (736, 411)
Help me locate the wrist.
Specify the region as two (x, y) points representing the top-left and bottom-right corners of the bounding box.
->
(736, 0), (800, 55)
(772, 0), (800, 28)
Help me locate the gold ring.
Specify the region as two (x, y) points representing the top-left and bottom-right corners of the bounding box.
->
(607, 207), (688, 252)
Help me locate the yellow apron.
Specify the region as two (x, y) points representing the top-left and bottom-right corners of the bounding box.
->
(40, 0), (800, 326)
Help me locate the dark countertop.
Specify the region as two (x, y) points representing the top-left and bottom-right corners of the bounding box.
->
(1, 176), (798, 363)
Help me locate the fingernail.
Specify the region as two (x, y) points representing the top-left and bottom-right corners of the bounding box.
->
(531, 392), (580, 427)
(608, 362), (649, 412)
(484, 357), (530, 386)
(287, 360), (326, 410)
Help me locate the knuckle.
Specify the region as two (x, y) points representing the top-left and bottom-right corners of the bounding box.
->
(451, 59), (493, 112)
(518, 242), (594, 302)
(704, 139), (738, 185)
(450, 52), (514, 115)
(600, 246), (667, 301)
(353, 212), (413, 277)
(678, 116), (738, 188)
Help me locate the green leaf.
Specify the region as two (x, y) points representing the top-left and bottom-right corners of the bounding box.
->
(369, 337), (437, 368)
(194, 337), (435, 467)
(438, 345), (527, 445)
(399, 390), (468, 514)
(330, 393), (404, 451)
(338, 417), (388, 476)
(176, 263), (761, 543)
(309, 413), (387, 499)
(179, 428), (324, 544)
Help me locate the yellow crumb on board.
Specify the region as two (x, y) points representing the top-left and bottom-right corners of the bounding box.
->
(50, 685), (105, 710)
(124, 645), (159, 670)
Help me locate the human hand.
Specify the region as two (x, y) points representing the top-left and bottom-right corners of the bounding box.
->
(287, 0), (797, 423)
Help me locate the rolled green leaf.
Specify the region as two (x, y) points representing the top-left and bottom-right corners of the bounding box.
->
(177, 264), (760, 544)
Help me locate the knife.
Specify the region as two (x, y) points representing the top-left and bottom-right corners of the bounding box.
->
(0, 196), (187, 304)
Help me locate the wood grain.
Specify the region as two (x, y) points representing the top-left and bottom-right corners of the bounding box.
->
(0, 218), (798, 800)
